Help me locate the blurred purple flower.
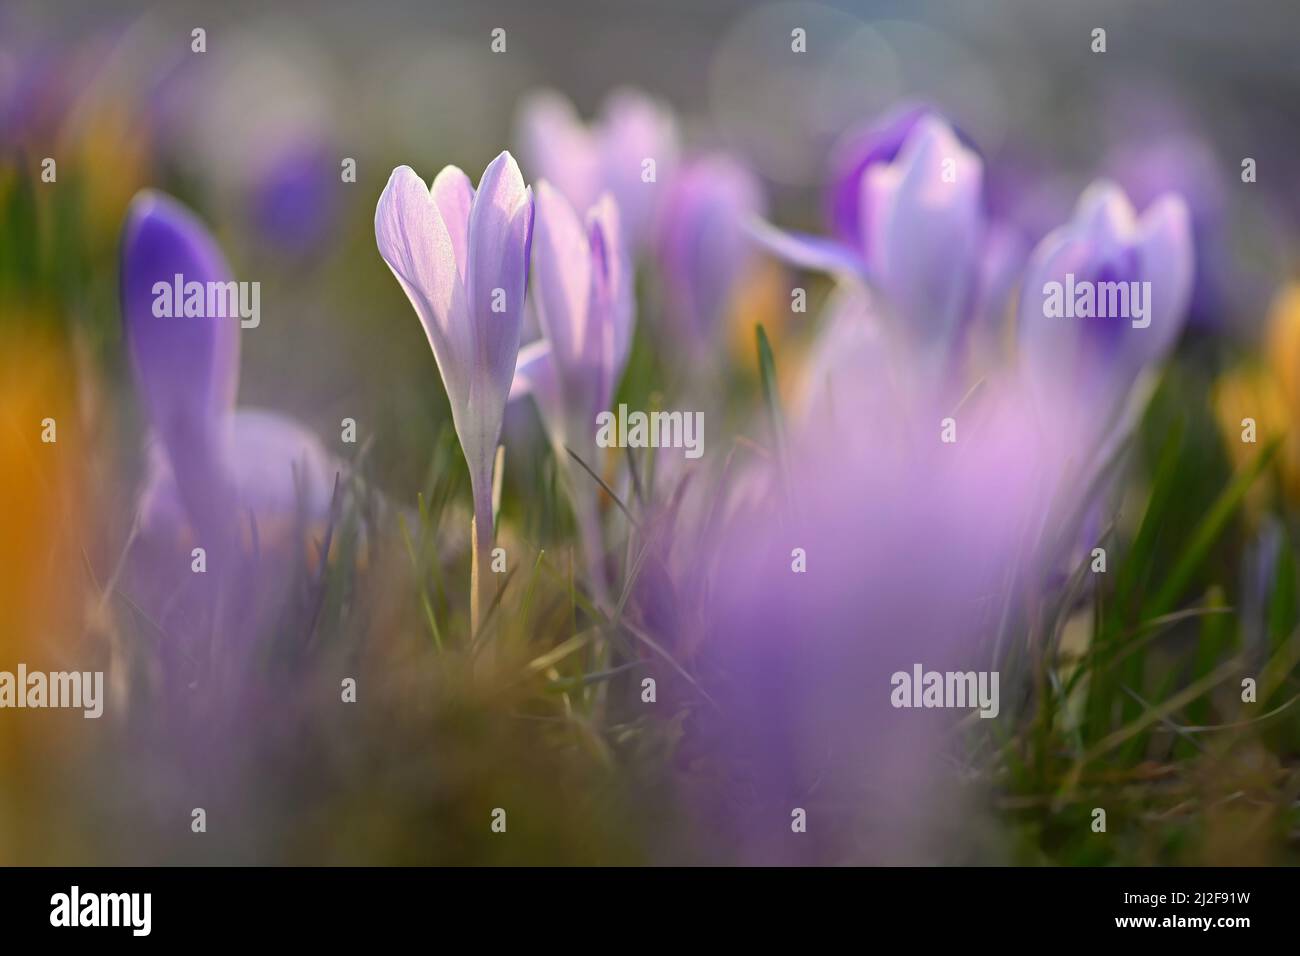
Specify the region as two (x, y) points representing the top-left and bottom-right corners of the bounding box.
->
(823, 102), (937, 249)
(969, 222), (1029, 354)
(122, 191), (338, 542)
(249, 135), (340, 259)
(1105, 135), (1229, 325)
(122, 191), (241, 541)
(655, 154), (766, 363)
(691, 374), (1056, 863)
(510, 184), (633, 605)
(121, 191), (339, 711)
(515, 88), (678, 250)
(375, 153), (534, 627)
(1016, 180), (1194, 449)
(756, 114), (985, 365)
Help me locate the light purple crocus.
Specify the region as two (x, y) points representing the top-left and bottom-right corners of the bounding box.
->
(510, 184), (633, 606)
(1016, 180), (1194, 451)
(755, 113), (984, 370)
(656, 154), (765, 364)
(374, 153), (534, 630)
(515, 88), (678, 250)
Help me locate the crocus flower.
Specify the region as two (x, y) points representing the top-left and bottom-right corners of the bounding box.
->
(121, 190), (339, 695)
(510, 184), (633, 606)
(823, 102), (937, 249)
(514, 88), (678, 250)
(122, 190), (239, 550)
(122, 191), (338, 544)
(655, 154), (765, 364)
(375, 153), (534, 631)
(1016, 180), (1193, 453)
(1105, 134), (1231, 326)
(755, 113), (984, 372)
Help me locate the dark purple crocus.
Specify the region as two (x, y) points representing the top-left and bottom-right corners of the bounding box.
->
(754, 112), (984, 368)
(823, 102), (937, 250)
(121, 190), (340, 713)
(122, 190), (242, 547)
(122, 191), (337, 555)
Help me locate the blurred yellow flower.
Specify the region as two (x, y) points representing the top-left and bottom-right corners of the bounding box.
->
(0, 328), (87, 651)
(1213, 282), (1300, 502)
(725, 259), (811, 400)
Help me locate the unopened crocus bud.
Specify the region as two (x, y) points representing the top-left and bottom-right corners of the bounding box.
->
(1017, 180), (1193, 450)
(121, 190), (241, 542)
(376, 152), (534, 629)
(510, 184), (634, 606)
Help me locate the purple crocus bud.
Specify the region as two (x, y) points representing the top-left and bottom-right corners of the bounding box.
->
(1017, 180), (1193, 449)
(121, 191), (342, 703)
(860, 114), (984, 355)
(121, 190), (241, 541)
(1105, 135), (1229, 325)
(510, 184), (633, 605)
(656, 154), (766, 364)
(754, 114), (984, 372)
(375, 153), (534, 626)
(515, 88), (678, 250)
(122, 191), (340, 539)
(824, 102), (935, 249)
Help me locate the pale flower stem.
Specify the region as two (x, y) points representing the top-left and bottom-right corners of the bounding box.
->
(469, 477), (495, 640)
(572, 490), (611, 614)
(575, 490), (613, 718)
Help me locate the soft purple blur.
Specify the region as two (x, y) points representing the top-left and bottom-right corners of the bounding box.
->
(120, 190), (341, 732)
(249, 134), (341, 259)
(515, 88), (678, 251)
(121, 190), (241, 542)
(655, 154), (766, 363)
(691, 370), (1057, 863)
